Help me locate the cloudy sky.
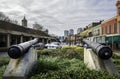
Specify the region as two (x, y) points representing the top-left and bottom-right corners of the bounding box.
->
(0, 0), (117, 36)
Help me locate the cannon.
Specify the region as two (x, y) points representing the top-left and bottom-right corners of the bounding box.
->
(8, 38), (39, 59)
(83, 39), (112, 60)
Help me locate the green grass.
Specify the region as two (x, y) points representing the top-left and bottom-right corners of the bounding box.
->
(0, 57), (10, 79)
(112, 54), (120, 59)
(112, 54), (120, 73)
(0, 57), (10, 66)
(37, 46), (84, 60)
(0, 65), (6, 79)
(29, 55), (120, 79)
(113, 59), (120, 65)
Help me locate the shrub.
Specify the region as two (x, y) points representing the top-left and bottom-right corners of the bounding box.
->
(37, 49), (60, 57)
(112, 54), (120, 59)
(37, 46), (84, 60)
(112, 54), (120, 73)
(28, 56), (60, 77)
(0, 57), (10, 67)
(29, 55), (120, 79)
(0, 66), (6, 79)
(61, 46), (84, 60)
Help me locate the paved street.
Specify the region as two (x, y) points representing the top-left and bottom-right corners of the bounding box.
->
(0, 52), (8, 57)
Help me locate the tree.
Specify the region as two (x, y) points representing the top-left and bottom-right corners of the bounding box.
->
(4, 16), (10, 22)
(33, 22), (43, 31)
(45, 29), (48, 34)
(83, 28), (86, 31)
(0, 12), (20, 25)
(0, 12), (7, 20)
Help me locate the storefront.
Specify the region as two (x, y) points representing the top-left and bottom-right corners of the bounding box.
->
(107, 34), (120, 51)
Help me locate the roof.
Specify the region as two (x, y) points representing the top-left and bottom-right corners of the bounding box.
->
(87, 21), (102, 28)
(0, 20), (50, 37)
(101, 16), (117, 24)
(22, 16), (27, 21)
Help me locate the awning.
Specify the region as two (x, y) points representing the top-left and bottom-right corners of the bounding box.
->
(107, 36), (120, 43)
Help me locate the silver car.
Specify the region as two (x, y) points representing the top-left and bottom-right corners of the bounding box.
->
(46, 42), (61, 49)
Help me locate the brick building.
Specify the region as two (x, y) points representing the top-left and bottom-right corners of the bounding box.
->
(100, 0), (120, 51)
(101, 17), (117, 35)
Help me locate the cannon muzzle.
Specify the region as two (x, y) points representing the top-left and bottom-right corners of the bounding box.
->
(8, 38), (39, 59)
(83, 39), (112, 60)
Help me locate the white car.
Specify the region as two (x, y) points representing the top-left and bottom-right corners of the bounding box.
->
(34, 43), (44, 49)
(45, 42), (61, 49)
(45, 43), (51, 48)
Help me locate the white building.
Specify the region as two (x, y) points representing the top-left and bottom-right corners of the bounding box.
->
(64, 30), (69, 37)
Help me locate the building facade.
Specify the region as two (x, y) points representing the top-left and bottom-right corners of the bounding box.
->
(80, 21), (102, 37)
(22, 16), (27, 27)
(64, 30), (69, 37)
(92, 24), (101, 36)
(116, 0), (120, 34)
(69, 29), (74, 35)
(100, 0), (120, 51)
(101, 17), (117, 35)
(58, 36), (65, 42)
(77, 28), (82, 34)
(0, 17), (57, 51)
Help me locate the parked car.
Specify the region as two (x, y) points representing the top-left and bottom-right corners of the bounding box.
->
(79, 43), (83, 47)
(76, 43), (83, 47)
(76, 43), (80, 46)
(34, 43), (44, 50)
(45, 42), (61, 49)
(45, 43), (51, 48)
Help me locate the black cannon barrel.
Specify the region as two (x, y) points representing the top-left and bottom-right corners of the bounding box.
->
(83, 39), (112, 60)
(8, 38), (39, 59)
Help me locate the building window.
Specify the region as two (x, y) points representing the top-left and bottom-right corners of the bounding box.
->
(114, 23), (117, 33)
(105, 26), (107, 34)
(98, 29), (100, 35)
(119, 22), (120, 33)
(102, 28), (104, 34)
(109, 25), (111, 34)
(118, 8), (120, 16)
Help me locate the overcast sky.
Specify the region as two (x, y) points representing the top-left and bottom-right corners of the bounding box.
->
(0, 0), (117, 36)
